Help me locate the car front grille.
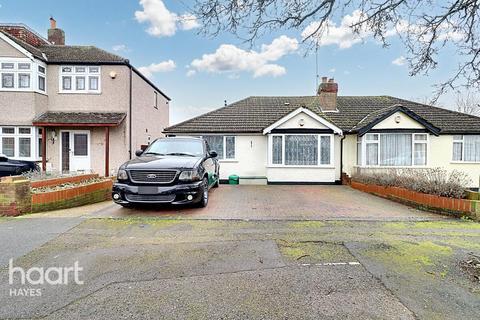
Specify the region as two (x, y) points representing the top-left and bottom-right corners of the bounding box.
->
(125, 194), (176, 203)
(128, 170), (177, 184)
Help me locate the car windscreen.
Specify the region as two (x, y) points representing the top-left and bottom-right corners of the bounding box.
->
(143, 139), (204, 157)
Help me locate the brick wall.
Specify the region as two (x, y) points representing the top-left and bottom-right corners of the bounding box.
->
(351, 180), (480, 220)
(0, 175), (112, 216)
(0, 176), (32, 216)
(31, 180), (112, 213)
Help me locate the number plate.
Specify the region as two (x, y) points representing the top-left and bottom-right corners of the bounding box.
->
(137, 186), (158, 195)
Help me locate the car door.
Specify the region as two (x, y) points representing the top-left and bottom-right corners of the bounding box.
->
(203, 141), (218, 186)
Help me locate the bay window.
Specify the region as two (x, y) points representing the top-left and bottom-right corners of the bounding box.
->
(453, 135), (480, 162)
(0, 59), (46, 93)
(269, 134), (333, 166)
(0, 126), (39, 160)
(203, 135), (236, 160)
(359, 133), (428, 167)
(60, 65), (101, 93)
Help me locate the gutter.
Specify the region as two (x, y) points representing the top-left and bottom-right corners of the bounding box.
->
(129, 65), (133, 159)
(339, 135), (346, 183)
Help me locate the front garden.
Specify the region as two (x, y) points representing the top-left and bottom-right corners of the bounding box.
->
(0, 173), (112, 216)
(350, 168), (480, 220)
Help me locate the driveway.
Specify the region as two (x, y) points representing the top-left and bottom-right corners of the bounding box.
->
(95, 185), (443, 221)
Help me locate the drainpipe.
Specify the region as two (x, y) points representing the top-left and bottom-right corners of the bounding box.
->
(128, 64), (133, 159)
(339, 135), (346, 184)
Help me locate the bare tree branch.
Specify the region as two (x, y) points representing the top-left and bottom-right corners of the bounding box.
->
(192, 0), (480, 100)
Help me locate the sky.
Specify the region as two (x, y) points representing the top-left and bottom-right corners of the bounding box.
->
(0, 0), (462, 124)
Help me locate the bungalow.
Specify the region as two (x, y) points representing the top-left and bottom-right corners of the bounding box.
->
(164, 77), (480, 188)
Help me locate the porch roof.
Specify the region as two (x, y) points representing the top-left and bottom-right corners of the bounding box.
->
(32, 112), (126, 127)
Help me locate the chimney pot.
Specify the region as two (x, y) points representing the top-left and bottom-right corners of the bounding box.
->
(50, 17), (56, 29)
(321, 76), (328, 83)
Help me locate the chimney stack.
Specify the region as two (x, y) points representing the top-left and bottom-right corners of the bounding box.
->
(48, 17), (65, 45)
(317, 77), (338, 111)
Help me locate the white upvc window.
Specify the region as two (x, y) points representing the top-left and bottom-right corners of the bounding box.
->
(268, 133), (334, 167)
(0, 126), (40, 161)
(452, 135), (480, 162)
(0, 59), (47, 93)
(358, 133), (428, 167)
(59, 65), (101, 93)
(202, 135), (236, 160)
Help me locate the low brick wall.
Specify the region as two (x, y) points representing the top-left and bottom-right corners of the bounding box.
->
(0, 176), (31, 216)
(0, 175), (112, 216)
(351, 181), (480, 220)
(30, 173), (98, 188)
(31, 180), (112, 213)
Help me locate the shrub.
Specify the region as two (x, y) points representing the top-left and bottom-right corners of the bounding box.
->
(352, 168), (471, 199)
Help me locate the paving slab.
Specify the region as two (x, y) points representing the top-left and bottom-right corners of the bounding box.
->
(94, 185), (444, 221)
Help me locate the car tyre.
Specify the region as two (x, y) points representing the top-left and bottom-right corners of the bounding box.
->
(212, 175), (220, 188)
(197, 177), (209, 208)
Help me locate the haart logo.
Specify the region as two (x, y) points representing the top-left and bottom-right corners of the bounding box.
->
(8, 259), (84, 297)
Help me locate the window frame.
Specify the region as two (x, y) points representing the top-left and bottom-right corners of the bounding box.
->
(268, 133), (334, 168)
(358, 132), (429, 167)
(202, 135), (237, 161)
(59, 65), (101, 94)
(0, 126), (40, 161)
(452, 135), (480, 163)
(0, 58), (46, 93)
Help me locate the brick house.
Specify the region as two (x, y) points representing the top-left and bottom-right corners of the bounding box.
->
(0, 18), (170, 176)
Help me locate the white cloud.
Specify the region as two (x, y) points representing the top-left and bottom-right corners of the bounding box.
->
(329, 68), (336, 73)
(135, 0), (199, 37)
(189, 35), (298, 78)
(179, 13), (200, 30)
(186, 69), (196, 77)
(138, 60), (176, 78)
(112, 44), (128, 52)
(303, 10), (465, 50)
(302, 10), (371, 49)
(392, 56), (407, 66)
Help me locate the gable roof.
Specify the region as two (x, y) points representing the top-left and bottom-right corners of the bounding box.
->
(354, 104), (441, 136)
(263, 107), (343, 135)
(164, 95), (480, 135)
(0, 30), (46, 61)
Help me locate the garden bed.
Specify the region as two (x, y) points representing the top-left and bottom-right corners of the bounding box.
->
(351, 180), (480, 220)
(0, 174), (113, 216)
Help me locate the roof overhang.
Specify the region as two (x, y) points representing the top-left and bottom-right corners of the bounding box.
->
(357, 105), (441, 136)
(32, 112), (126, 127)
(262, 107), (343, 135)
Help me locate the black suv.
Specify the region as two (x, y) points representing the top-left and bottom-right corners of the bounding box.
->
(112, 137), (220, 207)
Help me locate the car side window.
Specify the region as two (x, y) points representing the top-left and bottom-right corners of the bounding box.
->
(205, 141), (211, 155)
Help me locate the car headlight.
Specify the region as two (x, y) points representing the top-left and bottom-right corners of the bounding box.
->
(179, 170), (201, 181)
(117, 169), (128, 180)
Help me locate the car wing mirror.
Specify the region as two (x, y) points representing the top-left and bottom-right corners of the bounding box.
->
(209, 150), (218, 158)
(135, 149), (144, 157)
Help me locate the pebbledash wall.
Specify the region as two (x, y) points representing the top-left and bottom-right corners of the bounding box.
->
(0, 174), (112, 216)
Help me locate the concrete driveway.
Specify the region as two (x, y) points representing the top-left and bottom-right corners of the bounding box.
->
(96, 185), (443, 221)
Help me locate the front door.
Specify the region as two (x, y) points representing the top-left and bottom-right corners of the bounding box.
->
(60, 130), (91, 172)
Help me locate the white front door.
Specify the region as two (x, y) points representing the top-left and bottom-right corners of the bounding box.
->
(60, 130), (91, 172)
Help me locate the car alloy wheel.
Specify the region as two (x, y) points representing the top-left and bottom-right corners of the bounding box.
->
(198, 177), (209, 207)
